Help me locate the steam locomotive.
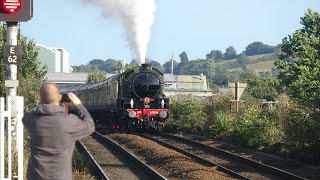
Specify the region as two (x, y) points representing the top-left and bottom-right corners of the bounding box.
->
(60, 64), (169, 131)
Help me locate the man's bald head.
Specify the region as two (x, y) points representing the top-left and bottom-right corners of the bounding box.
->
(40, 83), (61, 105)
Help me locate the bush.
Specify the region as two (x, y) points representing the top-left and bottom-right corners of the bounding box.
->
(206, 94), (232, 112)
(233, 107), (283, 149)
(206, 111), (234, 138)
(170, 97), (207, 133)
(169, 93), (320, 164)
(162, 117), (177, 132)
(281, 106), (320, 163)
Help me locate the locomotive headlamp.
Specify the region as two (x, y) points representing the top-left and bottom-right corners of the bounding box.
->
(159, 111), (167, 119)
(161, 99), (165, 109)
(129, 111), (136, 118)
(144, 97), (151, 104)
(130, 99), (134, 109)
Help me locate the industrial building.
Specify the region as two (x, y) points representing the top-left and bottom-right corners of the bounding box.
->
(37, 44), (71, 73)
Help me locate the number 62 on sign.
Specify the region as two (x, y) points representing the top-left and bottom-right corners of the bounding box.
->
(3, 45), (22, 65)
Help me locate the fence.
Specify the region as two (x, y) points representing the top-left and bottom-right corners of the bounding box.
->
(0, 96), (24, 180)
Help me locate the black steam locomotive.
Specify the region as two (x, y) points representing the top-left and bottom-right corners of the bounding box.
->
(60, 64), (169, 131)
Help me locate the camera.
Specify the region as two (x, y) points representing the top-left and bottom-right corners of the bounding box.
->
(61, 93), (71, 103)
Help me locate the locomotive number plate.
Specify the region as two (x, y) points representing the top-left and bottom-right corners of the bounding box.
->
(149, 111), (159, 115)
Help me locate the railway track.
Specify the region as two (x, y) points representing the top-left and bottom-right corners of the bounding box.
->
(135, 132), (308, 180)
(78, 131), (167, 180)
(106, 131), (239, 179)
(178, 133), (320, 179)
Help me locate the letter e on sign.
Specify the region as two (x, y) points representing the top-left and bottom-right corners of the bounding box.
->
(3, 45), (22, 65)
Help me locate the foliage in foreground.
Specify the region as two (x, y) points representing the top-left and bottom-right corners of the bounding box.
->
(169, 96), (207, 133)
(166, 94), (320, 164)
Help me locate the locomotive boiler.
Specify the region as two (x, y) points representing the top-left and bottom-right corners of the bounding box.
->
(60, 64), (169, 131)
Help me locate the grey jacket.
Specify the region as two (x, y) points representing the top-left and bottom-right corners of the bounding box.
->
(22, 104), (95, 180)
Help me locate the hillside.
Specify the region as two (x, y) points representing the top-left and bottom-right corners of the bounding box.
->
(246, 60), (275, 72)
(217, 53), (278, 72)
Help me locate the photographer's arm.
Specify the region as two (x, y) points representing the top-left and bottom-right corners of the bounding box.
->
(64, 93), (95, 141)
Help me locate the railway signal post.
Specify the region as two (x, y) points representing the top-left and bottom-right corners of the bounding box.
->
(0, 0), (33, 179)
(229, 82), (247, 113)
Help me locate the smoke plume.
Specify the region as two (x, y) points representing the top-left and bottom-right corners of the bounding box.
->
(83, 0), (156, 64)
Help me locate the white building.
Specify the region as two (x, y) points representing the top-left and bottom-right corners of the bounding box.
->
(37, 44), (71, 73)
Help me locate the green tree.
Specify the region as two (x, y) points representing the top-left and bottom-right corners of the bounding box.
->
(224, 46), (237, 60)
(163, 59), (178, 73)
(72, 64), (96, 72)
(129, 58), (140, 66)
(18, 36), (47, 110)
(237, 53), (248, 67)
(245, 42), (275, 56)
(245, 72), (279, 101)
(184, 59), (215, 77)
(209, 65), (230, 87)
(0, 26), (47, 111)
(149, 60), (164, 72)
(206, 49), (224, 61)
(179, 51), (189, 64)
(99, 58), (117, 73)
(87, 69), (107, 84)
(88, 59), (104, 66)
(275, 9), (320, 107)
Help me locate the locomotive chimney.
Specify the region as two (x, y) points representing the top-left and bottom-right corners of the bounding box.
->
(142, 63), (152, 71)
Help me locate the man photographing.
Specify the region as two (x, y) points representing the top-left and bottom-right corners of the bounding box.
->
(22, 83), (95, 180)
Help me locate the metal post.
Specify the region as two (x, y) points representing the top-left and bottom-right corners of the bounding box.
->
(4, 22), (23, 180)
(16, 96), (24, 180)
(235, 81), (239, 101)
(0, 98), (5, 180)
(234, 82), (238, 112)
(6, 22), (18, 179)
(7, 97), (12, 180)
(6, 22), (18, 97)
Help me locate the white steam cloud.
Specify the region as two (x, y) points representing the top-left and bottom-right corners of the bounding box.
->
(83, 0), (156, 64)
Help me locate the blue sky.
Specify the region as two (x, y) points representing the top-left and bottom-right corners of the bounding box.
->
(20, 0), (320, 66)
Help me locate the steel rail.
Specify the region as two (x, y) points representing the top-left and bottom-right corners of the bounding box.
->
(135, 133), (249, 180)
(159, 133), (308, 180)
(94, 131), (168, 180)
(76, 140), (110, 180)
